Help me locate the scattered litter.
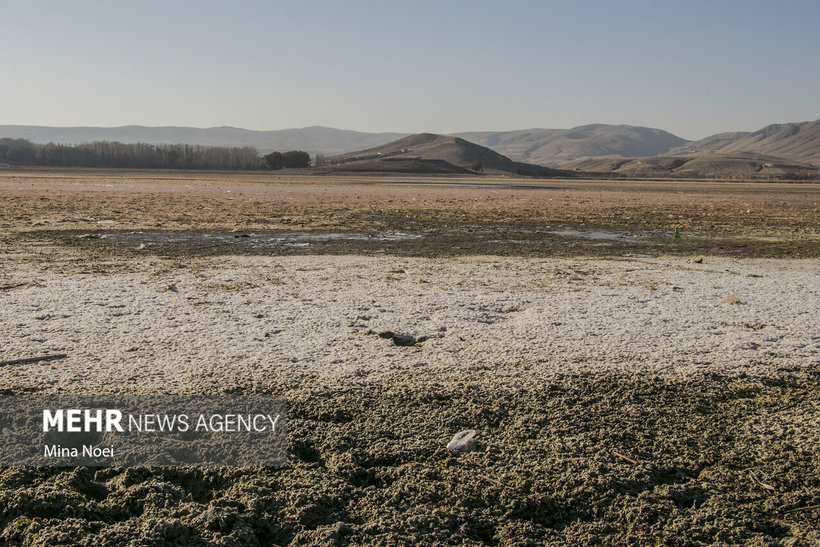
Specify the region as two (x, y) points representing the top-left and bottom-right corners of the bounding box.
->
(447, 430), (477, 452)
(750, 472), (776, 493)
(613, 451), (639, 466)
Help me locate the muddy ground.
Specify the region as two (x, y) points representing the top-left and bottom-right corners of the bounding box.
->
(0, 169), (818, 545)
(1, 168), (818, 260)
(1, 368), (818, 545)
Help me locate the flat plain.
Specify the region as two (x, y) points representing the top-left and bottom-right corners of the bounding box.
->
(0, 168), (818, 545)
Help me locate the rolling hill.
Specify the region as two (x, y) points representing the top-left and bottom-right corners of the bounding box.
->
(454, 124), (688, 166)
(324, 133), (556, 176)
(564, 152), (819, 179)
(672, 120), (820, 165)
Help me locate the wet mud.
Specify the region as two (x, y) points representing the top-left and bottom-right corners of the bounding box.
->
(1, 369), (818, 545)
(19, 221), (820, 261)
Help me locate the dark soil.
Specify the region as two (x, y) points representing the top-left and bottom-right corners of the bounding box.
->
(23, 221), (820, 261)
(1, 368), (818, 545)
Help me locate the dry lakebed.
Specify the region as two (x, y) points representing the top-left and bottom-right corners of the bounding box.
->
(0, 170), (818, 545)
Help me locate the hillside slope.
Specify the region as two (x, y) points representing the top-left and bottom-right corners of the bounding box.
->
(327, 133), (555, 176)
(455, 125), (688, 166)
(674, 120), (820, 165)
(564, 152), (819, 179)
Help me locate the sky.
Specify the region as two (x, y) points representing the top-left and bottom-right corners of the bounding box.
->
(1, 0), (818, 140)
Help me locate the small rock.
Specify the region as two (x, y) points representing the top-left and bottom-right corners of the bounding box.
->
(693, 256), (704, 264)
(447, 429), (477, 452)
(378, 331), (421, 346)
(392, 333), (417, 346)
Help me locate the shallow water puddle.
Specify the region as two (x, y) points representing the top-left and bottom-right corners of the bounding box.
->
(63, 225), (670, 256)
(547, 227), (646, 243)
(82, 231), (425, 248)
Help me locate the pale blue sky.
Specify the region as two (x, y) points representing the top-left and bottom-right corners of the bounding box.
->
(1, 0), (818, 139)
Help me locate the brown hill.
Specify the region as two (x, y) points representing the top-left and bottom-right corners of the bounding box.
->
(317, 157), (472, 175)
(564, 152), (819, 179)
(325, 133), (556, 176)
(674, 120), (820, 165)
(455, 125), (688, 166)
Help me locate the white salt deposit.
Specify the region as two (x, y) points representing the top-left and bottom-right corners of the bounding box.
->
(0, 256), (817, 394)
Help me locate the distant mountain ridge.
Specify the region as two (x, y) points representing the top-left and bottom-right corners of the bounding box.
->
(564, 152), (819, 179)
(1, 119), (818, 166)
(0, 125), (405, 157)
(671, 120), (820, 165)
(453, 125), (688, 166)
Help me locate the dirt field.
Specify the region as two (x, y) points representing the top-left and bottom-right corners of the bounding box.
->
(0, 169), (818, 545)
(2, 168), (818, 260)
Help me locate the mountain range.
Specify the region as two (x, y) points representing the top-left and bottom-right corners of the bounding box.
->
(455, 125), (689, 166)
(563, 152), (818, 179)
(0, 125), (405, 157)
(670, 120), (820, 165)
(1, 119), (818, 168)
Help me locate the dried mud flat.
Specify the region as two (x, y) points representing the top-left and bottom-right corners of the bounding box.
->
(0, 170), (819, 545)
(2, 169), (819, 260)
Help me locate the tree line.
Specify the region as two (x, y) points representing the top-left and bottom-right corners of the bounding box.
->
(0, 138), (311, 171)
(262, 150), (310, 170)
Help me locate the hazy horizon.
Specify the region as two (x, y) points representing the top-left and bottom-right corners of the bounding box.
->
(2, 118), (818, 139)
(2, 1), (819, 141)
